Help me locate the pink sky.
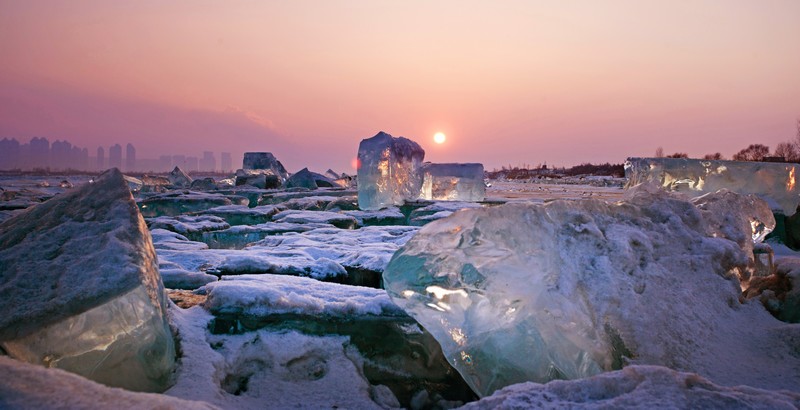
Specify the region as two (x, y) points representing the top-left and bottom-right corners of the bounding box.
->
(1, 1), (799, 172)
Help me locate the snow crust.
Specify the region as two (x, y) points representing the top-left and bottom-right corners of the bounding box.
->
(0, 356), (218, 410)
(462, 365), (800, 410)
(203, 274), (405, 318)
(138, 191), (245, 217)
(164, 307), (389, 409)
(272, 209), (359, 229)
(193, 204), (284, 225)
(147, 215), (230, 235)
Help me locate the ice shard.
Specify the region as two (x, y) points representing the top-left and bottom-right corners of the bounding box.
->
(0, 168), (175, 392)
(168, 166), (193, 188)
(625, 157), (800, 215)
(242, 152), (289, 181)
(383, 186), (777, 397)
(419, 163), (485, 201)
(357, 131), (425, 210)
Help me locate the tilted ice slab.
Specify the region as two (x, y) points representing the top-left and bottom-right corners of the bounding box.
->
(199, 222), (333, 249)
(462, 365), (800, 410)
(251, 225), (419, 274)
(272, 209), (358, 229)
(204, 274), (405, 319)
(625, 157), (800, 215)
(138, 191), (247, 218)
(192, 204), (284, 226)
(383, 186), (800, 397)
(420, 163), (486, 202)
(147, 215), (230, 237)
(0, 168), (175, 392)
(357, 131), (425, 210)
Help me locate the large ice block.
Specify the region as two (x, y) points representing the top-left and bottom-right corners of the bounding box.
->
(420, 163), (485, 201)
(0, 168), (175, 392)
(357, 131), (425, 210)
(625, 157), (800, 215)
(242, 152), (289, 181)
(383, 186), (780, 397)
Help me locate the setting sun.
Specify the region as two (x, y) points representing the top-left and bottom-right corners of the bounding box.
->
(434, 132), (446, 144)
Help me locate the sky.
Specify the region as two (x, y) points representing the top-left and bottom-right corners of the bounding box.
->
(1, 0), (799, 172)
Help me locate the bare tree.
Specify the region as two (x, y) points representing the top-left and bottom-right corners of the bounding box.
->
(702, 152), (724, 160)
(655, 147), (664, 158)
(774, 142), (798, 162)
(733, 144), (770, 162)
(666, 152), (688, 158)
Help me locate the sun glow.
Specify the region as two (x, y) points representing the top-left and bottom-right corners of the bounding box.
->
(434, 132), (446, 144)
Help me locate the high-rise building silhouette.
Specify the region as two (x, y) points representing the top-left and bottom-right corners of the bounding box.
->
(221, 152), (232, 173)
(30, 137), (50, 169)
(0, 138), (21, 169)
(200, 151), (216, 172)
(97, 146), (105, 170)
(186, 156), (199, 172)
(125, 143), (136, 171)
(109, 144), (123, 169)
(51, 140), (72, 170)
(159, 155), (172, 172)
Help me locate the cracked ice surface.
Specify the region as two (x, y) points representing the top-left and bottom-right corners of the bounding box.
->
(383, 185), (800, 397)
(625, 157), (800, 215)
(357, 131), (425, 210)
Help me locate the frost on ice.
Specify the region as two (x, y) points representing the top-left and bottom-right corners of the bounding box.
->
(0, 168), (175, 392)
(420, 162), (486, 202)
(382, 185), (798, 397)
(625, 157), (800, 215)
(357, 131), (425, 210)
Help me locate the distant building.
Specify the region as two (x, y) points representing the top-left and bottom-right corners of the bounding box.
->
(171, 155), (186, 170)
(200, 151), (216, 172)
(109, 144), (123, 169)
(30, 137), (50, 169)
(51, 140), (72, 170)
(185, 156), (199, 172)
(0, 138), (21, 170)
(97, 146), (105, 170)
(159, 155), (172, 172)
(221, 152), (232, 173)
(125, 143), (136, 171)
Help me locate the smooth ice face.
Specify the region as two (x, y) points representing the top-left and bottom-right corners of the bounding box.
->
(357, 132), (425, 210)
(383, 187), (764, 397)
(2, 286), (175, 392)
(625, 157), (800, 215)
(420, 163), (485, 202)
(0, 168), (175, 392)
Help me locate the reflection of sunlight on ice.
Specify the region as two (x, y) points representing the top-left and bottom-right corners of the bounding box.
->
(426, 285), (468, 300)
(787, 167), (795, 192)
(450, 327), (466, 346)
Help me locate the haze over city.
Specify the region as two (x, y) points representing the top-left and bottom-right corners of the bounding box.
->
(1, 1), (799, 172)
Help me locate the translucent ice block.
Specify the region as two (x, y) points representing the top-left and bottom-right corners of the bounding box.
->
(625, 157), (800, 215)
(420, 163), (485, 201)
(383, 186), (764, 397)
(357, 132), (425, 210)
(1, 286), (175, 392)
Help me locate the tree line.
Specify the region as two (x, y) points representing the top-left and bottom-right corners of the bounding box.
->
(656, 119), (800, 162)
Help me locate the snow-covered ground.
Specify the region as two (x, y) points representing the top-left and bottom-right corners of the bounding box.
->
(1, 174), (799, 409)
